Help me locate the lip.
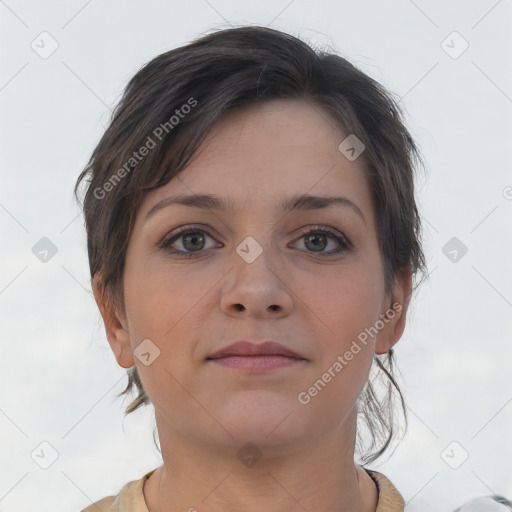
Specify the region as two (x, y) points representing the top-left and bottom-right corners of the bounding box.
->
(206, 341), (306, 371)
(207, 341), (303, 360)
(209, 355), (302, 371)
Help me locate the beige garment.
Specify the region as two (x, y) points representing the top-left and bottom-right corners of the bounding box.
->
(81, 467), (405, 512)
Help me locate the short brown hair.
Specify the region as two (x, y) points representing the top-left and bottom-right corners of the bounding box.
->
(74, 25), (427, 464)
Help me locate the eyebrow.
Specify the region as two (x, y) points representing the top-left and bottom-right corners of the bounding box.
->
(145, 193), (366, 225)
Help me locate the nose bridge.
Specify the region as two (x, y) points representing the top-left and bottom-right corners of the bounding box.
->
(233, 234), (279, 287)
(220, 234), (293, 316)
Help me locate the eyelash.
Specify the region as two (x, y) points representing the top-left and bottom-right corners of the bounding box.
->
(159, 224), (352, 259)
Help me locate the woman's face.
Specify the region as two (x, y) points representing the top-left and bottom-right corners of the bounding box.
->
(97, 98), (410, 451)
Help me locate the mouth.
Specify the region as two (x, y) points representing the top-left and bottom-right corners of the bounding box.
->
(206, 341), (306, 372)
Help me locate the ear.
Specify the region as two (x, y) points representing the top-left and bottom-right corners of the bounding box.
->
(375, 272), (413, 355)
(92, 274), (134, 368)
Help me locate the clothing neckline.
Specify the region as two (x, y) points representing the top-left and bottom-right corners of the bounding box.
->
(136, 466), (404, 512)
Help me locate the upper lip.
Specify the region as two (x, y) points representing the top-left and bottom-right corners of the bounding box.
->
(207, 341), (304, 360)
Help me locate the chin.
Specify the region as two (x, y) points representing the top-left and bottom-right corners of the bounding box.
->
(217, 391), (305, 446)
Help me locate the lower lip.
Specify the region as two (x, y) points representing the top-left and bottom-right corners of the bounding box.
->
(208, 355), (303, 371)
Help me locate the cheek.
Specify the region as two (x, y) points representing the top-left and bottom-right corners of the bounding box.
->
(296, 260), (383, 398)
(122, 259), (215, 397)
(296, 288), (378, 423)
(123, 255), (212, 341)
(300, 259), (384, 345)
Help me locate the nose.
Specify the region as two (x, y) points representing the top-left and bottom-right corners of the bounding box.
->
(219, 240), (293, 319)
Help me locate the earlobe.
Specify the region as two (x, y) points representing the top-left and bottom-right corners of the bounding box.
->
(92, 274), (135, 369)
(375, 273), (413, 355)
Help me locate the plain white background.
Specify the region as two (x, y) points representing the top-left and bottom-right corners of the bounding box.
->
(0, 1), (511, 510)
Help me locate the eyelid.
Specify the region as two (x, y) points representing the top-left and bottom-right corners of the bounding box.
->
(158, 224), (219, 248)
(290, 225), (352, 256)
(159, 223), (352, 256)
(293, 224), (352, 248)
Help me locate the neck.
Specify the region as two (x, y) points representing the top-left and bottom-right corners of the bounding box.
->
(144, 410), (378, 512)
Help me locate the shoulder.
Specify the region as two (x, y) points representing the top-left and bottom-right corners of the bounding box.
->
(81, 495), (116, 512)
(80, 469), (157, 512)
(363, 468), (405, 512)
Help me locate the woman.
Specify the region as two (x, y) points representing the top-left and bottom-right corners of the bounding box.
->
(75, 25), (426, 511)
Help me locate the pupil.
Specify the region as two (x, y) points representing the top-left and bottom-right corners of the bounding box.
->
(305, 234), (326, 252)
(183, 232), (204, 251)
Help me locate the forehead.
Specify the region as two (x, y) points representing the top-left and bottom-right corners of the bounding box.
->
(139, 98), (372, 219)
(189, 98), (347, 172)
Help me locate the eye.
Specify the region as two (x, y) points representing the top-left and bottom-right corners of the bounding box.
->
(293, 226), (351, 255)
(159, 224), (351, 258)
(159, 225), (221, 257)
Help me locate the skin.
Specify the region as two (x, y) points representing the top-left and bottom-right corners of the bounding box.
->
(93, 98), (412, 512)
